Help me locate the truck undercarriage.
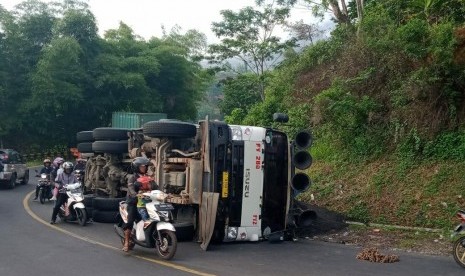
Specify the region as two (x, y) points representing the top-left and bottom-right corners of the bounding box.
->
(77, 116), (315, 249)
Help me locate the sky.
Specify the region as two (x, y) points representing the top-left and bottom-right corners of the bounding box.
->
(3, 0), (320, 43)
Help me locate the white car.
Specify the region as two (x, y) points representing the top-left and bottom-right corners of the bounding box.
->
(0, 149), (29, 189)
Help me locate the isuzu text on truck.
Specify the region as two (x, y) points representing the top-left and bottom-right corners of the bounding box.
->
(77, 114), (315, 249)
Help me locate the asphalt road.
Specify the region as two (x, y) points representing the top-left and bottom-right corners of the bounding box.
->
(1, 169), (464, 276)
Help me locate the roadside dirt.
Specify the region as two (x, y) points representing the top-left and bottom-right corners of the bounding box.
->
(294, 202), (453, 257)
(309, 226), (452, 257)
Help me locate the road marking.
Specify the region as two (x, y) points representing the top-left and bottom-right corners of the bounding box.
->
(23, 191), (215, 276)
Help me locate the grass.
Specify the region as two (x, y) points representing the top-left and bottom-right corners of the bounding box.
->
(27, 160), (43, 167)
(302, 155), (465, 230)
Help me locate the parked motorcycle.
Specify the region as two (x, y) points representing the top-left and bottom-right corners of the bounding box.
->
(452, 209), (465, 268)
(58, 182), (88, 226)
(35, 172), (52, 204)
(114, 190), (177, 260)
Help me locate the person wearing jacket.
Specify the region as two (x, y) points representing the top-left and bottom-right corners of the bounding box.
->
(50, 161), (78, 224)
(33, 158), (54, 201)
(122, 157), (158, 252)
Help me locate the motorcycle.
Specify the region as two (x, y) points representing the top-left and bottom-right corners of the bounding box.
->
(57, 182), (88, 226)
(114, 190), (177, 260)
(452, 209), (465, 268)
(35, 172), (52, 204)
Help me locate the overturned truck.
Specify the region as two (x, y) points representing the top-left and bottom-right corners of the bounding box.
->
(77, 115), (314, 248)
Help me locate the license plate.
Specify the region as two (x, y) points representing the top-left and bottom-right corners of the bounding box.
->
(222, 171), (229, 198)
(156, 203), (174, 211)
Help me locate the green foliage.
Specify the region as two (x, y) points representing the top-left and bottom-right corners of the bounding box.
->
(359, 5), (398, 52)
(314, 80), (383, 158)
(428, 22), (456, 67)
(209, 0), (295, 100)
(347, 201), (371, 223)
(219, 74), (262, 116)
(0, 0), (208, 150)
(224, 108), (248, 125)
(423, 131), (465, 160)
(396, 19), (430, 59)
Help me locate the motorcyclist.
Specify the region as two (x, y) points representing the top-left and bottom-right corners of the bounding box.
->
(33, 158), (54, 201)
(50, 161), (78, 224)
(122, 157), (157, 252)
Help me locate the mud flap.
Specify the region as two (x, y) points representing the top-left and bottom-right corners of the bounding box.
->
(199, 192), (219, 251)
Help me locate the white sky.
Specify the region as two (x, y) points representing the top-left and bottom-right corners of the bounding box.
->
(2, 0), (317, 43)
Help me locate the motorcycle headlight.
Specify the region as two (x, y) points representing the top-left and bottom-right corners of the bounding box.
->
(226, 227), (238, 240)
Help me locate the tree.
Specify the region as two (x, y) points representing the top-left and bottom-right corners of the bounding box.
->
(148, 40), (206, 120)
(0, 1), (57, 146)
(219, 74), (262, 117)
(300, 0), (366, 24)
(285, 19), (324, 44)
(96, 22), (161, 121)
(162, 25), (208, 62)
(209, 0), (295, 100)
(26, 36), (87, 144)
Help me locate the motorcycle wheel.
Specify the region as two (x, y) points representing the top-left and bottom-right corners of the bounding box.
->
(155, 230), (177, 260)
(76, 208), (88, 226)
(39, 190), (45, 204)
(453, 236), (465, 268)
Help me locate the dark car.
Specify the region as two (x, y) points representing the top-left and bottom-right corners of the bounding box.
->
(0, 149), (29, 189)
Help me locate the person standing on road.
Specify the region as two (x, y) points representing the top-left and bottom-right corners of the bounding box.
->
(33, 158), (54, 201)
(122, 157), (157, 252)
(50, 157), (64, 200)
(50, 161), (78, 224)
(74, 158), (86, 171)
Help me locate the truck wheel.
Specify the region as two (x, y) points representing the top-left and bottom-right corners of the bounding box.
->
(93, 128), (130, 141)
(83, 194), (95, 207)
(77, 131), (94, 142)
(92, 197), (124, 211)
(173, 221), (195, 241)
(92, 210), (119, 223)
(143, 121), (197, 138)
(92, 141), (128, 154)
(77, 142), (93, 153)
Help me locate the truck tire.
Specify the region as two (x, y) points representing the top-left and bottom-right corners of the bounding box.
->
(143, 121), (197, 138)
(173, 221), (195, 241)
(76, 131), (94, 142)
(83, 194), (95, 207)
(92, 141), (128, 154)
(92, 210), (119, 223)
(93, 128), (130, 141)
(92, 197), (124, 211)
(77, 142), (93, 153)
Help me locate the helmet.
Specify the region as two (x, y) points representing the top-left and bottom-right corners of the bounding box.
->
(132, 157), (150, 173)
(53, 157), (64, 167)
(63, 161), (74, 174)
(43, 158), (51, 166)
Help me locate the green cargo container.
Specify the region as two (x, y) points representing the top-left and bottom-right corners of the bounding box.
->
(112, 112), (167, 129)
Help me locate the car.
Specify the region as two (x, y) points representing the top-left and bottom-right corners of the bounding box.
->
(0, 149), (29, 189)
